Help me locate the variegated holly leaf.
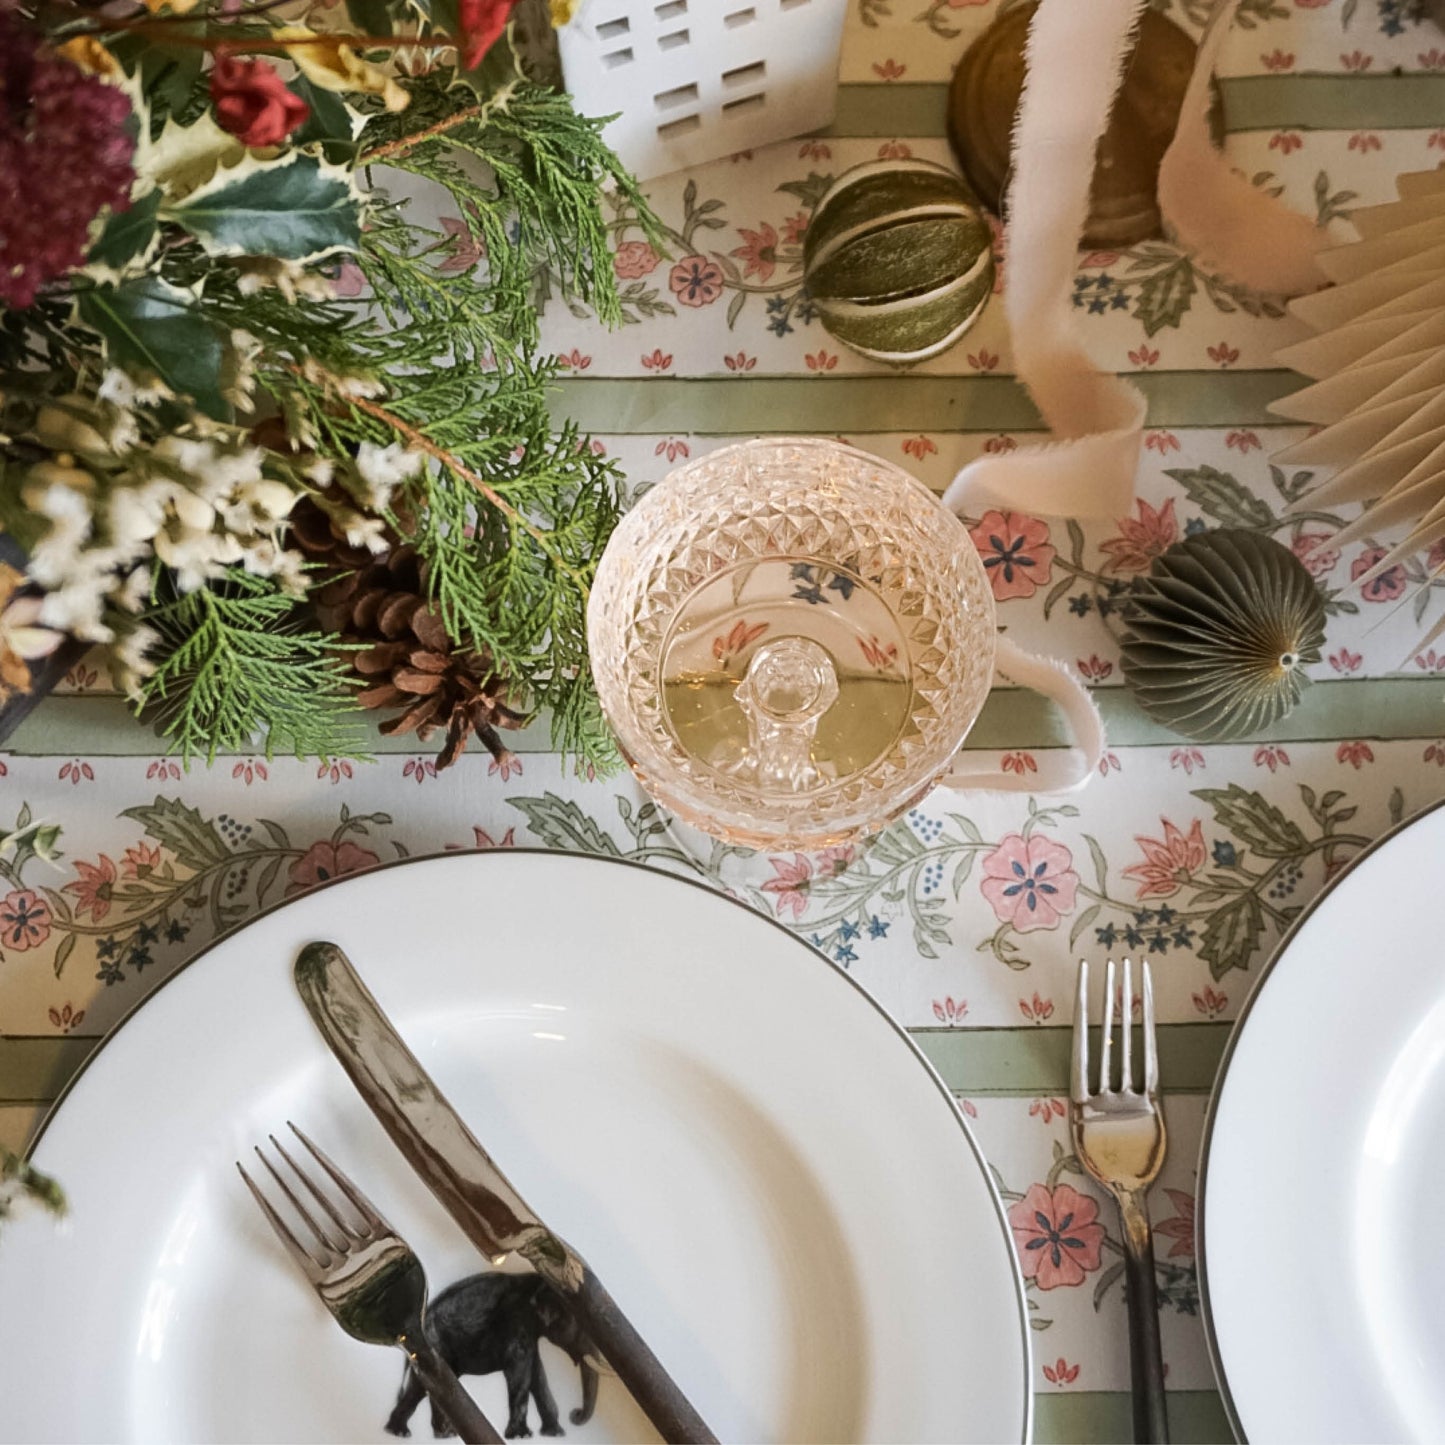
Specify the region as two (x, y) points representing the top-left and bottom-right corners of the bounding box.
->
(84, 188), (163, 284)
(136, 111), (245, 203)
(288, 75), (367, 162)
(163, 153), (363, 263)
(75, 277), (229, 420)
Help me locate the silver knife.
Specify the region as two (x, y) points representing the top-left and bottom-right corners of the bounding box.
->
(294, 940), (718, 1445)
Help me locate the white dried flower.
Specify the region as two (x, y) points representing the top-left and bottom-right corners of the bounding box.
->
(33, 403), (107, 455)
(304, 456), (335, 487)
(235, 258), (334, 303)
(343, 510), (389, 553)
(110, 623), (160, 701)
(115, 566), (152, 613)
(300, 355), (383, 399)
(108, 483), (169, 549)
(98, 369), (172, 409)
(353, 440), (424, 509)
(271, 548), (308, 599)
(168, 487), (216, 533)
(37, 573), (112, 642)
(222, 329), (263, 410)
(106, 407), (141, 457)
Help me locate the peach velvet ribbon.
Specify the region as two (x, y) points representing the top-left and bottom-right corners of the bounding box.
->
(939, 0), (1329, 795)
(942, 0), (1328, 527)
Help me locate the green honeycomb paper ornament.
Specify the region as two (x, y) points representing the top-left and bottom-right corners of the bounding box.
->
(1120, 530), (1327, 743)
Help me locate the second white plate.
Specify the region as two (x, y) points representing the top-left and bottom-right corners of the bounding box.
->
(1202, 800), (1445, 1442)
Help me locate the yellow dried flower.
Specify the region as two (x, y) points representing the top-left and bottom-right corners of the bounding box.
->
(277, 28), (410, 112)
(55, 37), (121, 78)
(549, 0), (582, 24)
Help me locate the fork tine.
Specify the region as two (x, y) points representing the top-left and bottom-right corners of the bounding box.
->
(1071, 960), (1090, 1104)
(289, 1121), (387, 1235)
(1143, 959), (1159, 1096)
(256, 1144), (345, 1258)
(270, 1132), (358, 1242)
(238, 1161), (329, 1277)
(1120, 957), (1133, 1092)
(1100, 958), (1116, 1093)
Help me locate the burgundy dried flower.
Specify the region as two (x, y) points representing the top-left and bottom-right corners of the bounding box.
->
(0, 16), (135, 310)
(209, 55), (309, 148)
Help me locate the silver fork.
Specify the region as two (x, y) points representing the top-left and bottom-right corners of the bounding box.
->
(1070, 959), (1169, 1445)
(239, 1124), (502, 1445)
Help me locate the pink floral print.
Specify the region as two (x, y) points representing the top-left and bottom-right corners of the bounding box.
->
(980, 835), (1078, 932)
(1009, 1183), (1105, 1290)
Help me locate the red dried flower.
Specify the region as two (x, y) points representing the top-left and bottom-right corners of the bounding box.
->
(458, 0), (520, 68)
(0, 16), (135, 309)
(209, 56), (309, 148)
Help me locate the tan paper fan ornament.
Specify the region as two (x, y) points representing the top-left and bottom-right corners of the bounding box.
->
(1269, 166), (1445, 649)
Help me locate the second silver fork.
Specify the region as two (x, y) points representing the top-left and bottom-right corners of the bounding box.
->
(1071, 958), (1169, 1445)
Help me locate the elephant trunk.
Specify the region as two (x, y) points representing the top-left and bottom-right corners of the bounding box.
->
(570, 1361), (599, 1426)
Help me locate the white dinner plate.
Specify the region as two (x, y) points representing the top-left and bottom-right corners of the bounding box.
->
(0, 851), (1030, 1444)
(1201, 799), (1445, 1442)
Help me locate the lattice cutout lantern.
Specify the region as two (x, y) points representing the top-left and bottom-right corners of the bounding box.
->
(556, 0), (847, 182)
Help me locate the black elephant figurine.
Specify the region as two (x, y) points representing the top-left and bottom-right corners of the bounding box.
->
(385, 1272), (599, 1440)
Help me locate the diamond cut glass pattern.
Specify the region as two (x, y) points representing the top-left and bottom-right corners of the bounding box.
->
(588, 439), (997, 847)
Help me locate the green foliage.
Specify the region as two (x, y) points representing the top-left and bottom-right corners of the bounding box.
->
(5, 20), (656, 772)
(136, 569), (364, 765)
(163, 154), (362, 262)
(361, 67), (661, 336)
(74, 276), (230, 419)
(0, 1146), (66, 1232)
(87, 189), (163, 278)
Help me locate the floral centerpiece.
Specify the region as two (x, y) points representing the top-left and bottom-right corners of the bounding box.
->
(0, 0), (657, 772)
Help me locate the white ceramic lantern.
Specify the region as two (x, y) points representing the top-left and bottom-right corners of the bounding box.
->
(557, 0), (847, 182)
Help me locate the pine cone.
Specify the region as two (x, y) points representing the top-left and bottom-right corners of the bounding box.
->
(315, 545), (526, 770)
(289, 492), (389, 572)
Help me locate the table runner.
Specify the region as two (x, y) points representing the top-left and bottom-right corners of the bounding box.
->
(3, 2), (1444, 1439)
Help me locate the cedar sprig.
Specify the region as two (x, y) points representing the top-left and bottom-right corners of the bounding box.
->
(139, 568), (364, 765)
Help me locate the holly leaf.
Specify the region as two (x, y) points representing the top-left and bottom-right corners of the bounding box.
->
(1194, 784), (1308, 857)
(438, 12), (525, 100)
(1198, 892), (1265, 980)
(75, 277), (229, 420)
(137, 111), (245, 202)
(288, 76), (365, 162)
(164, 153), (362, 263)
(1163, 466), (1275, 530)
(85, 189), (163, 282)
(1133, 257), (1197, 336)
(345, 0), (400, 32)
(121, 796), (231, 871)
(506, 793), (620, 855)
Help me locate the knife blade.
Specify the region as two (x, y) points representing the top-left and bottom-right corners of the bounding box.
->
(294, 940), (718, 1445)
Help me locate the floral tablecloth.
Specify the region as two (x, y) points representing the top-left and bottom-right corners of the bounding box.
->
(4, 2), (1445, 1440)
